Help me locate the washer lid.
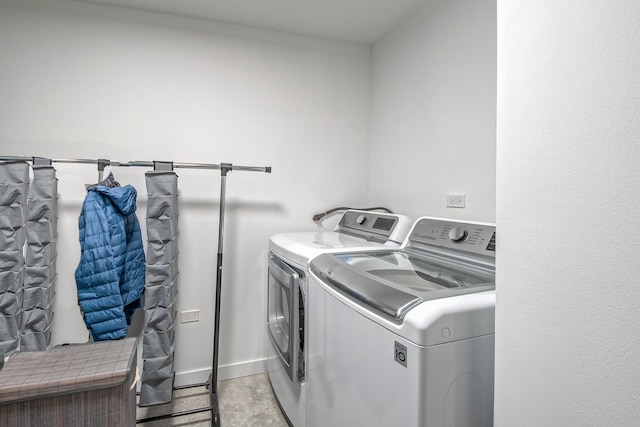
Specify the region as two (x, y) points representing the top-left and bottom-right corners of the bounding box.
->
(310, 250), (495, 322)
(269, 231), (400, 268)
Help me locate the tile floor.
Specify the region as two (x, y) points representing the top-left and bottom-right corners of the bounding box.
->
(137, 373), (289, 426)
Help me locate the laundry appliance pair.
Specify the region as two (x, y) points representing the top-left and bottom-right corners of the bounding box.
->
(266, 209), (411, 427)
(267, 211), (496, 427)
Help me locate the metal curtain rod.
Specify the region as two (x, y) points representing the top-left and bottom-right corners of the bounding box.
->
(0, 156), (271, 173)
(120, 161), (271, 173)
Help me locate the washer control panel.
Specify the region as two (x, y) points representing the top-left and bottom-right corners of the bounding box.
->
(355, 214), (367, 225)
(337, 210), (411, 244)
(408, 217), (496, 257)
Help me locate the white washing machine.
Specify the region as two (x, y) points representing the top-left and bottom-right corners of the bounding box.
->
(267, 210), (412, 427)
(306, 217), (496, 427)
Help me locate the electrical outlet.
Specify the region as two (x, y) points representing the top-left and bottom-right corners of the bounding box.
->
(446, 193), (466, 208)
(180, 309), (199, 323)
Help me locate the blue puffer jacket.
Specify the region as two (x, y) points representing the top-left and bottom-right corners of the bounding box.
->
(75, 185), (145, 341)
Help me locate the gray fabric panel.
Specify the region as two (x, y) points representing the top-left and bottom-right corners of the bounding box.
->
(144, 279), (178, 309)
(26, 197), (57, 222)
(25, 241), (57, 266)
(0, 184), (27, 206)
(0, 268), (22, 357)
(28, 166), (57, 199)
(146, 216), (178, 242)
(0, 205), (26, 228)
(0, 313), (20, 353)
(24, 263), (56, 288)
(0, 251), (23, 269)
(147, 195), (179, 218)
(142, 325), (175, 359)
(0, 290), (23, 316)
(0, 162), (29, 184)
(19, 326), (52, 351)
(0, 228), (25, 251)
(138, 373), (175, 407)
(146, 238), (179, 266)
(21, 301), (54, 331)
(25, 218), (57, 244)
(0, 163), (28, 356)
(145, 171), (178, 196)
(0, 168), (27, 251)
(0, 269), (23, 293)
(22, 278), (55, 310)
(144, 301), (176, 332)
(145, 263), (179, 287)
(141, 170), (179, 406)
(0, 313), (21, 338)
(22, 164), (57, 351)
(140, 354), (175, 381)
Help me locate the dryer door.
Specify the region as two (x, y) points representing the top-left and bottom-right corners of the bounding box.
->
(267, 252), (302, 382)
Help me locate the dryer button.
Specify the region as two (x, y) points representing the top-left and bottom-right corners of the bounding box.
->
(441, 327), (451, 339)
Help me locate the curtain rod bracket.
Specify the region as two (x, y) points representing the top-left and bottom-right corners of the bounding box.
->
(97, 159), (110, 172)
(220, 163), (232, 176)
(153, 161), (174, 171)
(32, 157), (52, 166)
(97, 159), (110, 182)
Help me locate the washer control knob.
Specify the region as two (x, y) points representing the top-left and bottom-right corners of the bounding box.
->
(449, 227), (468, 242)
(355, 214), (367, 225)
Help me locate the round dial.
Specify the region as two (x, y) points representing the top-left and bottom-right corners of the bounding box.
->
(448, 226), (468, 243)
(355, 214), (367, 225)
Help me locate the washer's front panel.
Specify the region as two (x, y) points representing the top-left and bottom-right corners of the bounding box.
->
(306, 276), (421, 427)
(307, 274), (494, 427)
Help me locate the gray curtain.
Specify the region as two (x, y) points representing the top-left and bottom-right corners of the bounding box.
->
(21, 165), (58, 351)
(139, 171), (179, 406)
(0, 162), (29, 356)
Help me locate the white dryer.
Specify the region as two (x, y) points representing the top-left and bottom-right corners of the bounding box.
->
(267, 210), (411, 427)
(306, 217), (496, 427)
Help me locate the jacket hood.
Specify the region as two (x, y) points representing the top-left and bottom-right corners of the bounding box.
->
(92, 185), (138, 216)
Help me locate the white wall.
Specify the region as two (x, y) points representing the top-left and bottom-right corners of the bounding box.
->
(0, 0), (370, 384)
(369, 0), (496, 222)
(496, 1), (640, 425)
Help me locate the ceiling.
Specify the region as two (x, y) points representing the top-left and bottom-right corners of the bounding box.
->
(75, 0), (427, 44)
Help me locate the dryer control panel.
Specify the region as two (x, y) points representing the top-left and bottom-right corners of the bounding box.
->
(336, 210), (411, 244)
(407, 217), (496, 258)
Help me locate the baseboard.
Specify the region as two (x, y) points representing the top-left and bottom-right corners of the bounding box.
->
(174, 357), (267, 387)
